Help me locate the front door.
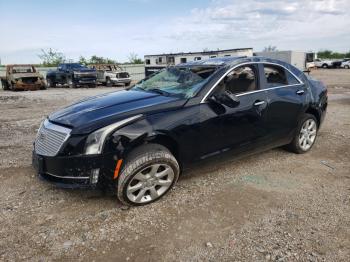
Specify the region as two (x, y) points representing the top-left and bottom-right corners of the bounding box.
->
(199, 63), (269, 158)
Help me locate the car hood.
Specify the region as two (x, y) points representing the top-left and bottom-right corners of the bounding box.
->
(48, 90), (187, 134)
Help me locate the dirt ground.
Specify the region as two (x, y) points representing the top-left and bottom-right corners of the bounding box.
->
(0, 69), (349, 261)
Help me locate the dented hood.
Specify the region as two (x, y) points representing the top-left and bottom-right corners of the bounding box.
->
(48, 89), (186, 135)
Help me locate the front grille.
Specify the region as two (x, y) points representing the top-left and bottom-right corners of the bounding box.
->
(117, 73), (129, 78)
(34, 120), (71, 157)
(22, 77), (38, 84)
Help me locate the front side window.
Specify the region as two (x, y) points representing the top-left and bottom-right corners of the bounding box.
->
(132, 66), (217, 98)
(180, 58), (187, 63)
(216, 65), (258, 95)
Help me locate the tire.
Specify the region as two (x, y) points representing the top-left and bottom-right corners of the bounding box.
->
(288, 114), (318, 154)
(117, 144), (180, 206)
(67, 78), (76, 88)
(345, 65), (350, 69)
(105, 77), (112, 87)
(124, 82), (130, 87)
(322, 64), (328, 69)
(1, 80), (10, 90)
(46, 78), (56, 88)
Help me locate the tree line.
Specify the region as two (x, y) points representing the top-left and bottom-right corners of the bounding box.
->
(38, 48), (143, 67)
(317, 50), (350, 59)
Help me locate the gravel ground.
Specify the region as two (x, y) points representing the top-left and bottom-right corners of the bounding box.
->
(0, 70), (349, 261)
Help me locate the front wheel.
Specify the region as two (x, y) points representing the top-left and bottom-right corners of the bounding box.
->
(105, 77), (112, 87)
(1, 80), (10, 90)
(117, 144), (180, 206)
(288, 114), (318, 154)
(345, 65), (350, 69)
(46, 78), (56, 88)
(67, 78), (76, 88)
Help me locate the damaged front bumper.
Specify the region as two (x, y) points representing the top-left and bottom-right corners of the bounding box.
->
(32, 151), (116, 189)
(110, 77), (132, 85)
(13, 82), (45, 91)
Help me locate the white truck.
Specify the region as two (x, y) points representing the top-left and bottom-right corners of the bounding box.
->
(255, 51), (315, 71)
(313, 59), (334, 68)
(90, 64), (132, 87)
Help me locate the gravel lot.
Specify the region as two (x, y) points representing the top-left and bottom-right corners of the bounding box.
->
(0, 70), (349, 261)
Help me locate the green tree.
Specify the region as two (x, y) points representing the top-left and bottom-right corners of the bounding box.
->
(317, 50), (349, 59)
(263, 45), (278, 52)
(79, 56), (89, 65)
(38, 48), (66, 66)
(89, 55), (116, 64)
(128, 53), (143, 64)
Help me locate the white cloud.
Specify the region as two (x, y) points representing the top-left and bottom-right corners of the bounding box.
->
(0, 0), (349, 64)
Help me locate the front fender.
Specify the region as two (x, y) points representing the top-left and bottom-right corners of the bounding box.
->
(107, 118), (154, 158)
(106, 118), (178, 160)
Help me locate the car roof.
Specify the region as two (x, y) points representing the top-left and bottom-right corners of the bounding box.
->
(176, 56), (291, 68)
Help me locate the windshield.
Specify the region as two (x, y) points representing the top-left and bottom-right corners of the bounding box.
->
(132, 66), (216, 98)
(11, 66), (35, 73)
(67, 63), (85, 69)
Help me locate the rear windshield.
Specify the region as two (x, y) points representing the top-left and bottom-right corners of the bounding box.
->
(132, 66), (217, 98)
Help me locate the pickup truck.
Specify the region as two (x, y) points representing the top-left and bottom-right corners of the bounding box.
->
(341, 59), (350, 69)
(90, 64), (132, 87)
(46, 63), (97, 88)
(0, 64), (46, 91)
(313, 59), (334, 68)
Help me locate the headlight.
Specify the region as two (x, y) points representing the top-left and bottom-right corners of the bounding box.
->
(84, 114), (142, 155)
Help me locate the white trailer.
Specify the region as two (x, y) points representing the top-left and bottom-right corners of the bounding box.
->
(144, 48), (253, 76)
(255, 51), (315, 71)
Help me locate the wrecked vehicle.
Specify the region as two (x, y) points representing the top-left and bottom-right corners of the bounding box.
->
(32, 57), (327, 206)
(0, 65), (46, 91)
(90, 64), (132, 87)
(46, 63), (97, 88)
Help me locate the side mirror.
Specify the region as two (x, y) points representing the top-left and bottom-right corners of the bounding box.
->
(210, 90), (240, 108)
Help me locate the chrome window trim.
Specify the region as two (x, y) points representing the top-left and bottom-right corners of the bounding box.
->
(200, 61), (304, 103)
(236, 83), (303, 97)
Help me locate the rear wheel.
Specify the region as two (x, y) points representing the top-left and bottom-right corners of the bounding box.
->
(117, 144), (180, 206)
(322, 64), (328, 69)
(288, 114), (318, 154)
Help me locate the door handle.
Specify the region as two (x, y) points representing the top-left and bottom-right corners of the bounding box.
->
(296, 90), (305, 95)
(254, 101), (266, 106)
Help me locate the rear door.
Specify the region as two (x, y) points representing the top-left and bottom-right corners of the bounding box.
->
(261, 63), (307, 144)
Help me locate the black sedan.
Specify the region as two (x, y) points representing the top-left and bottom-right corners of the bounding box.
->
(32, 57), (328, 206)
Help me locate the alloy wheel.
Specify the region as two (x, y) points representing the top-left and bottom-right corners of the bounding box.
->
(298, 119), (317, 151)
(126, 163), (175, 204)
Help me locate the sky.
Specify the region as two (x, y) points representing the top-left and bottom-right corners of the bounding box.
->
(0, 0), (349, 64)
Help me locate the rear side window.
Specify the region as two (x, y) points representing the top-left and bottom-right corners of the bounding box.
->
(263, 64), (300, 88)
